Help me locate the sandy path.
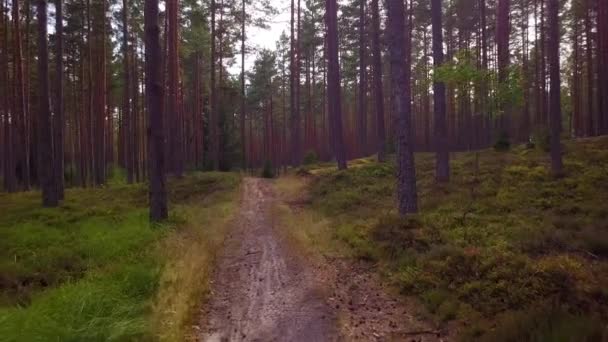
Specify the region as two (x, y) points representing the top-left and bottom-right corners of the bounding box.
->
(199, 178), (338, 342)
(199, 177), (444, 341)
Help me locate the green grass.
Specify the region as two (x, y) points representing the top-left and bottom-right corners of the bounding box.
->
(0, 172), (240, 342)
(296, 136), (608, 340)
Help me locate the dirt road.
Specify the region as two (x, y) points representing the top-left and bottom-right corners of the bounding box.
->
(199, 177), (443, 341)
(200, 178), (338, 341)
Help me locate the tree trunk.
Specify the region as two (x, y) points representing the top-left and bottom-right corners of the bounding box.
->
(122, 0), (134, 183)
(370, 0), (385, 162)
(13, 0), (31, 190)
(91, 0), (106, 185)
(598, 0), (608, 134)
(290, 0), (301, 166)
(54, 0), (65, 199)
(210, 0), (218, 170)
(37, 0), (58, 206)
(167, 0), (183, 176)
(145, 0), (168, 221)
(241, 0), (246, 169)
(497, 0), (510, 136)
(387, 0), (417, 214)
(431, 0), (449, 182)
(325, 0), (347, 169)
(357, 0), (367, 157)
(584, 5), (594, 136)
(547, 0), (562, 176)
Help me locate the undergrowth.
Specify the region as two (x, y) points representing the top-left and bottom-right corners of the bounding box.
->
(0, 172), (240, 341)
(300, 136), (608, 340)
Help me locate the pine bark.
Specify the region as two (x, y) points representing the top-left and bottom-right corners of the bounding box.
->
(241, 0), (246, 169)
(431, 0), (449, 182)
(13, 0), (31, 190)
(387, 0), (417, 214)
(357, 0), (367, 156)
(145, 0), (168, 221)
(290, 0), (300, 166)
(547, 0), (562, 176)
(122, 0), (135, 183)
(54, 0), (65, 199)
(167, 0), (183, 176)
(210, 0), (219, 170)
(497, 0), (510, 135)
(37, 0), (58, 206)
(370, 0), (385, 162)
(599, 0), (608, 134)
(325, 0), (347, 169)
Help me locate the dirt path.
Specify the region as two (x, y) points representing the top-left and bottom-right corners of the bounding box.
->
(199, 177), (443, 341)
(199, 178), (338, 341)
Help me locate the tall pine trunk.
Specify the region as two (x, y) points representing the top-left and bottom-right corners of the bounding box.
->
(55, 0), (65, 199)
(431, 0), (449, 182)
(387, 0), (417, 214)
(37, 0), (58, 206)
(290, 0), (300, 166)
(325, 0), (347, 169)
(370, 0), (385, 162)
(241, 0), (246, 169)
(599, 0), (608, 134)
(122, 0), (135, 183)
(547, 0), (562, 176)
(13, 0), (31, 190)
(357, 0), (367, 156)
(145, 0), (168, 221)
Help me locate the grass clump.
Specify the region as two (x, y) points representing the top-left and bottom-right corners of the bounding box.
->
(0, 172), (241, 341)
(300, 136), (608, 339)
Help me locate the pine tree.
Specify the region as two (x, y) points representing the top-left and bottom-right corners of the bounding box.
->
(145, 0), (168, 221)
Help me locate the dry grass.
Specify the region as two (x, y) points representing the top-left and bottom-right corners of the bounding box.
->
(152, 179), (240, 342)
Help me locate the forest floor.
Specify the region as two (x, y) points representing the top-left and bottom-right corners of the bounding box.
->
(198, 177), (442, 341)
(281, 136), (608, 341)
(0, 172), (241, 342)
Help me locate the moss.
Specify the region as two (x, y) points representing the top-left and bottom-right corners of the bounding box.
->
(302, 136), (608, 339)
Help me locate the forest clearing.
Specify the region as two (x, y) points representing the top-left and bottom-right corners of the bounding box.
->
(2, 0), (608, 339)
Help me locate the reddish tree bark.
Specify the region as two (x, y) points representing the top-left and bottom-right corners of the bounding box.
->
(290, 0), (301, 166)
(325, 0), (347, 170)
(37, 0), (58, 206)
(13, 0), (31, 190)
(145, 0), (168, 221)
(599, 0), (608, 134)
(357, 0), (367, 156)
(370, 0), (385, 162)
(431, 0), (449, 182)
(122, 0), (135, 183)
(387, 0), (417, 214)
(167, 0), (183, 176)
(55, 0), (65, 199)
(547, 0), (562, 176)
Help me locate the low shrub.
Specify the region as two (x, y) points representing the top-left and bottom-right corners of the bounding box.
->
(303, 150), (319, 165)
(261, 160), (274, 178)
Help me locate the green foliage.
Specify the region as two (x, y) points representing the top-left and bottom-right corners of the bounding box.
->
(261, 160), (275, 178)
(304, 137), (608, 339)
(468, 305), (607, 342)
(493, 132), (511, 151)
(0, 172), (241, 341)
(303, 150), (319, 165)
(531, 128), (552, 152)
(434, 50), (484, 85)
